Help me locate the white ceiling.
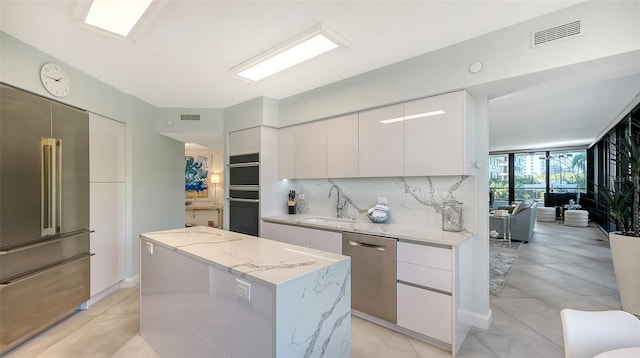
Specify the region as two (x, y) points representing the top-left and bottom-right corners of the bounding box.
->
(1, 0), (639, 152)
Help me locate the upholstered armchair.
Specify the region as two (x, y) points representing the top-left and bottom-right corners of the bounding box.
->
(490, 200), (538, 243)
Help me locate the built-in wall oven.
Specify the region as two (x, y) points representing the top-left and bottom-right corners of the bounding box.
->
(228, 153), (260, 236)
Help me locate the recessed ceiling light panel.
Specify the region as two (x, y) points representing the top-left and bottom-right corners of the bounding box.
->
(85, 0), (154, 37)
(231, 24), (347, 82)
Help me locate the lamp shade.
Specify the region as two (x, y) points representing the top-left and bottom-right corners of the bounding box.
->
(210, 174), (220, 184)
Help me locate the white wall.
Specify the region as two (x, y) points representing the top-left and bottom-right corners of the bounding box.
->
(223, 97), (269, 133)
(276, 0), (640, 126)
(0, 31), (185, 279)
(156, 107), (225, 153)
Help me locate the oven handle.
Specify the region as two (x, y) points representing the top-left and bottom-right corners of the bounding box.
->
(229, 185), (259, 191)
(228, 198), (260, 203)
(228, 162), (259, 168)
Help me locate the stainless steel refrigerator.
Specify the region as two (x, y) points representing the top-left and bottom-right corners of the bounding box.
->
(0, 84), (91, 353)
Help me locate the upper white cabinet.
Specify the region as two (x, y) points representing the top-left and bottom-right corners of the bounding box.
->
(90, 115), (125, 182)
(278, 90), (474, 178)
(358, 104), (404, 177)
(404, 91), (474, 176)
(229, 127), (261, 156)
(278, 121), (327, 179)
(327, 113), (359, 178)
(278, 126), (295, 179)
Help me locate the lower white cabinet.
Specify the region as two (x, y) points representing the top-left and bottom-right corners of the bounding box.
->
(396, 239), (473, 355)
(397, 283), (452, 344)
(261, 221), (473, 355)
(260, 222), (342, 254)
(90, 182), (125, 297)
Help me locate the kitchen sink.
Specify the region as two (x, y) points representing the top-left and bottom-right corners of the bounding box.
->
(300, 216), (356, 224)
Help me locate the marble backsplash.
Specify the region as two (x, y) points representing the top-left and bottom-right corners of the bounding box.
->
(289, 176), (477, 233)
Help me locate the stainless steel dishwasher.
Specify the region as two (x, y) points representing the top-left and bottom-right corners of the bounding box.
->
(342, 232), (397, 323)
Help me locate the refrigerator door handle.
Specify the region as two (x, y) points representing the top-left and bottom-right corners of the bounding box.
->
(41, 138), (54, 236)
(54, 138), (62, 234)
(41, 138), (61, 236)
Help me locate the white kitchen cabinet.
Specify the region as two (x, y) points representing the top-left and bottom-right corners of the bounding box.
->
(89, 114), (126, 298)
(396, 239), (473, 355)
(296, 121), (327, 178)
(278, 121), (327, 179)
(90, 182), (125, 297)
(260, 222), (341, 254)
(397, 241), (451, 271)
(89, 114), (125, 182)
(278, 126), (295, 179)
(358, 104), (404, 177)
(229, 127), (261, 156)
(327, 113), (359, 178)
(397, 282), (452, 344)
(404, 90), (474, 176)
(309, 229), (342, 254)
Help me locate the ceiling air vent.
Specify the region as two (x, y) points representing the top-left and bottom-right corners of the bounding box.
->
(180, 114), (200, 121)
(531, 19), (581, 47)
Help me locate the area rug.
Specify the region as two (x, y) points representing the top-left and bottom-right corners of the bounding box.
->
(490, 240), (523, 250)
(489, 251), (519, 297)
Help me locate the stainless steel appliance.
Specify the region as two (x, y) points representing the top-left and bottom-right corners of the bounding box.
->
(342, 232), (397, 323)
(0, 84), (91, 353)
(228, 153), (259, 236)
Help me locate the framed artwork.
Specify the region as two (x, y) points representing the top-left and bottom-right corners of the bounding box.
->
(185, 154), (211, 201)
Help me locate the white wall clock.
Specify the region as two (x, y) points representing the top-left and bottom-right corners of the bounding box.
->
(40, 63), (71, 97)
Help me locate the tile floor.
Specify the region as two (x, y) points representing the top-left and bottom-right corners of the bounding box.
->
(4, 221), (615, 358)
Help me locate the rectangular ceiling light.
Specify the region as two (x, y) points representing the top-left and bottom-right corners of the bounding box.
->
(380, 110), (446, 124)
(231, 24), (346, 82)
(85, 0), (154, 37)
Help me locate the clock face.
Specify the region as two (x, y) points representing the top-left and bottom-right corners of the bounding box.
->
(40, 63), (71, 97)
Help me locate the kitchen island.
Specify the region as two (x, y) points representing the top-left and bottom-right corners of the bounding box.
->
(140, 226), (351, 358)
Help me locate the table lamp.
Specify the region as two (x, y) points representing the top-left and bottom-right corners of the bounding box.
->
(210, 174), (220, 204)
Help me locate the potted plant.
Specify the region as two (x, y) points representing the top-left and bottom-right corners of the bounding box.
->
(598, 131), (640, 316)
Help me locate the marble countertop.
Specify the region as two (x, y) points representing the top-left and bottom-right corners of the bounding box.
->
(262, 215), (472, 246)
(140, 226), (349, 287)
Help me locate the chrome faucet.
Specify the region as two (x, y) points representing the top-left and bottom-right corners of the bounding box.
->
(328, 184), (346, 218)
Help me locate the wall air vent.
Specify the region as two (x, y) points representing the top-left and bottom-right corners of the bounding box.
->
(531, 19), (581, 47)
(180, 114), (200, 121)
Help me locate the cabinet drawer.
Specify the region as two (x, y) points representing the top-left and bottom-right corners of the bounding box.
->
(397, 282), (451, 344)
(1, 255), (90, 350)
(397, 242), (451, 271)
(397, 261), (451, 293)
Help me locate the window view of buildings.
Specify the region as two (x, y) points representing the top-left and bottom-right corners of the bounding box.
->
(489, 150), (586, 207)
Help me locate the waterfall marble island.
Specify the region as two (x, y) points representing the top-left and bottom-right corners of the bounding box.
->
(139, 226), (351, 358)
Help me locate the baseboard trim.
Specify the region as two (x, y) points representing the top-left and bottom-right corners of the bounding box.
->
(473, 309), (493, 330)
(87, 283), (121, 307)
(120, 275), (139, 288)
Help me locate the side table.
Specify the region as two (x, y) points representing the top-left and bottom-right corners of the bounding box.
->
(489, 213), (512, 243)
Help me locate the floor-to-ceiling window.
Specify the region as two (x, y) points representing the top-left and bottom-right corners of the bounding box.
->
(590, 101), (640, 232)
(514, 152), (546, 204)
(490, 149), (586, 208)
(547, 150), (586, 195)
(489, 154), (509, 208)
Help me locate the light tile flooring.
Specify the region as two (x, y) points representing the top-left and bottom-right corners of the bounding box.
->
(5, 222), (615, 358)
